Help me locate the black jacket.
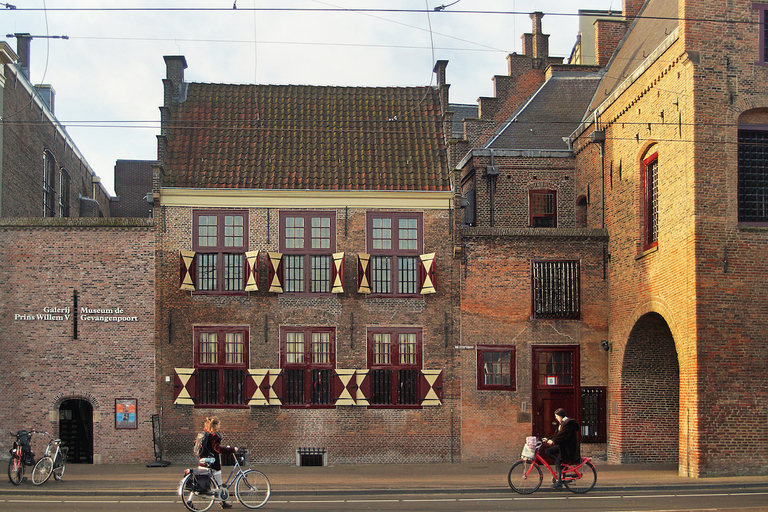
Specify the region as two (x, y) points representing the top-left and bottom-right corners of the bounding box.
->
(550, 417), (580, 464)
(204, 431), (236, 471)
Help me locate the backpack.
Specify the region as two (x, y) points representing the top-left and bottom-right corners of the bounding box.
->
(193, 431), (210, 458)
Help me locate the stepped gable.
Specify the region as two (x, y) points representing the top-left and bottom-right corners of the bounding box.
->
(163, 83), (449, 191)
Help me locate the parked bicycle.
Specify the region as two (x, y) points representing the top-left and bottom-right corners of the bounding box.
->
(7, 430), (37, 485)
(30, 432), (67, 485)
(178, 449), (271, 511)
(508, 436), (597, 494)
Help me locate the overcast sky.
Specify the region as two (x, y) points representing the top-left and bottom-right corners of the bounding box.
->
(4, 0), (615, 195)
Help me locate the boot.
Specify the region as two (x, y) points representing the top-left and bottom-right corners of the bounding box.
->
(220, 501), (233, 509)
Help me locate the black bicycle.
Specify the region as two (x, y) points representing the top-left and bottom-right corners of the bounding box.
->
(7, 430), (37, 485)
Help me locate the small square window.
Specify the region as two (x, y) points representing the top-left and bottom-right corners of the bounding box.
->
(477, 345), (516, 391)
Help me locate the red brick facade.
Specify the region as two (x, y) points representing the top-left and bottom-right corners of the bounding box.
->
(0, 219), (155, 464)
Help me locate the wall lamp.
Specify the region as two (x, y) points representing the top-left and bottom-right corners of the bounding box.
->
(600, 340), (611, 352)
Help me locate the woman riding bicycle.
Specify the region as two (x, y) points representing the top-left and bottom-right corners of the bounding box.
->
(201, 416), (239, 509)
(542, 408), (580, 489)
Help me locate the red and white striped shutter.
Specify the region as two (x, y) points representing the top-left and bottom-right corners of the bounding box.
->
(331, 252), (345, 293)
(419, 252), (437, 295)
(420, 369), (443, 406)
(354, 370), (370, 406)
(179, 250), (196, 291)
(357, 253), (371, 294)
(246, 369), (269, 406)
(267, 252), (284, 293)
(333, 369), (356, 406)
(244, 251), (259, 292)
(173, 368), (196, 405)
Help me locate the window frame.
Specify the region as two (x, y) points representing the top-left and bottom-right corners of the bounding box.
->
(43, 150), (56, 217)
(581, 386), (607, 443)
(737, 125), (768, 225)
(193, 325), (249, 409)
(279, 326), (336, 409)
(59, 168), (70, 218)
(755, 3), (768, 66)
(366, 212), (423, 297)
(476, 345), (516, 391)
(642, 152), (659, 251)
(529, 189), (557, 227)
(366, 327), (423, 408)
(192, 209), (249, 295)
(279, 211), (336, 295)
(531, 260), (581, 320)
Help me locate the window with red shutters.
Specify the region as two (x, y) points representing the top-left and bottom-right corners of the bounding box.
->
(279, 212), (336, 294)
(280, 326), (336, 408)
(367, 327), (422, 408)
(194, 326), (249, 408)
(366, 212), (422, 296)
(193, 210), (248, 294)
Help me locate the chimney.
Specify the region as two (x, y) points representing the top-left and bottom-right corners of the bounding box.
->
(623, 0), (644, 20)
(14, 33), (32, 80)
(163, 55), (188, 104)
(521, 12), (549, 61)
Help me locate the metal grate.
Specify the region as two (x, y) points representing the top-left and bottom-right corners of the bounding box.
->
(532, 261), (580, 319)
(738, 129), (768, 222)
(297, 447), (326, 467)
(581, 387), (607, 443)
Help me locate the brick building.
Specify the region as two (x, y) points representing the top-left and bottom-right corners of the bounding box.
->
(154, 56), (457, 464)
(568, 0), (768, 476)
(0, 37), (110, 218)
(0, 218), (155, 464)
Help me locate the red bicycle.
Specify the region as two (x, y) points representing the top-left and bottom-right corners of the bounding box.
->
(508, 437), (597, 494)
(7, 430), (37, 485)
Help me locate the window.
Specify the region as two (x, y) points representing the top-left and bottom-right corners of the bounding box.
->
(738, 127), (768, 223)
(536, 350), (573, 386)
(581, 387), (607, 443)
(280, 212), (335, 294)
(477, 345), (516, 390)
(59, 169), (70, 218)
(532, 260), (580, 319)
(756, 3), (768, 64)
(529, 190), (557, 227)
(367, 327), (422, 407)
(193, 210), (248, 293)
(280, 326), (335, 408)
(194, 326), (248, 407)
(367, 212), (422, 296)
(642, 153), (659, 249)
(43, 150), (56, 217)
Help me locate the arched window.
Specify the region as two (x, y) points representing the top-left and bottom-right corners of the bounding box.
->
(43, 150), (56, 217)
(738, 109), (768, 224)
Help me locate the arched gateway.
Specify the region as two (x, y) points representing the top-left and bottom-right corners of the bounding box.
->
(612, 312), (679, 464)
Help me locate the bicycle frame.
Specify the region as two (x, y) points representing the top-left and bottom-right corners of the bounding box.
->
(526, 445), (592, 483)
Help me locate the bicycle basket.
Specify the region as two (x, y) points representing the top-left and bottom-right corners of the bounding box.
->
(521, 436), (537, 460)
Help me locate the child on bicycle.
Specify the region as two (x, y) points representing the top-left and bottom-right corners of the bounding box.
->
(201, 416), (239, 509)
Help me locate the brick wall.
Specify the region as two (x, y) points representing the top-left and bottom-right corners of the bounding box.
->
(0, 218), (155, 464)
(156, 205), (460, 465)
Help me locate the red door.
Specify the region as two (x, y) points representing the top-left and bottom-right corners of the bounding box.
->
(532, 346), (580, 438)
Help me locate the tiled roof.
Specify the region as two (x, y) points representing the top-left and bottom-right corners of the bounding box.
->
(486, 72), (601, 150)
(586, 0), (678, 116)
(164, 83), (449, 191)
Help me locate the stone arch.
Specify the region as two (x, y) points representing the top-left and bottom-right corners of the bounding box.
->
(613, 312), (679, 464)
(53, 394), (97, 464)
(575, 194), (588, 228)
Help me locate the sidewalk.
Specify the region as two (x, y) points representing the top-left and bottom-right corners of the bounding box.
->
(2, 461), (766, 497)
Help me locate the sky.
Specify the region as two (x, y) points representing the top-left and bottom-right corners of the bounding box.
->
(3, 0), (616, 196)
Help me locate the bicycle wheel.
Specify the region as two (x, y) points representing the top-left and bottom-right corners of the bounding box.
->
(235, 469), (271, 509)
(8, 457), (23, 485)
(32, 456), (53, 485)
(52, 452), (66, 481)
(563, 461), (597, 494)
(507, 459), (543, 494)
(180, 473), (215, 512)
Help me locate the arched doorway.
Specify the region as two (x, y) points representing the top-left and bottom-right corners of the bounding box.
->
(617, 312), (679, 463)
(59, 399), (93, 464)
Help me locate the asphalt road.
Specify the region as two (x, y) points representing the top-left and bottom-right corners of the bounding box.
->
(3, 485), (768, 512)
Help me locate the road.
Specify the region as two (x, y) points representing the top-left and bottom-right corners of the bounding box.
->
(2, 486), (768, 512)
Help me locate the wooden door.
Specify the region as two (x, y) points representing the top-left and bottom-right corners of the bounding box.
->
(532, 346), (579, 438)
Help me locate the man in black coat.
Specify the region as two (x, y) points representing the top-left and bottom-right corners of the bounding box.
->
(543, 408), (580, 488)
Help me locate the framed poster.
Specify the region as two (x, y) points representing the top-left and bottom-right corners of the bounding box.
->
(115, 398), (137, 429)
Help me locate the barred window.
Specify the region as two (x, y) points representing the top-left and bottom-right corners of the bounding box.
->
(738, 128), (768, 223)
(193, 211), (248, 294)
(194, 326), (248, 407)
(529, 190), (557, 227)
(368, 328), (422, 407)
(367, 213), (422, 296)
(581, 386), (607, 443)
(59, 169), (70, 218)
(280, 212), (335, 294)
(43, 150), (56, 217)
(280, 327), (335, 408)
(643, 153), (659, 248)
(532, 261), (580, 319)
